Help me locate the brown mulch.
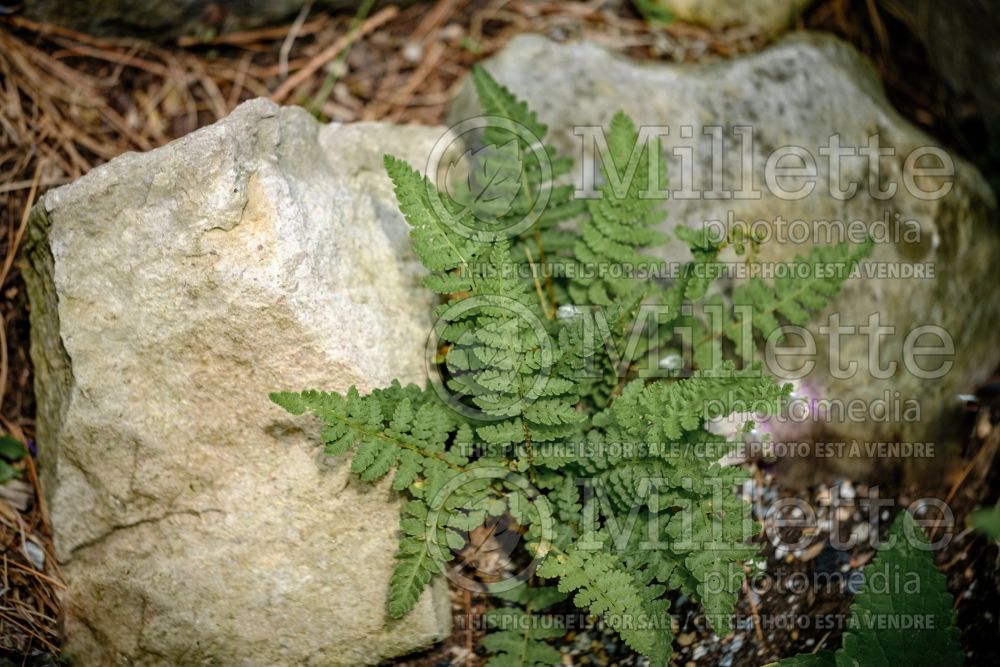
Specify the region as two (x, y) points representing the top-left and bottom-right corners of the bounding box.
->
(0, 0), (995, 663)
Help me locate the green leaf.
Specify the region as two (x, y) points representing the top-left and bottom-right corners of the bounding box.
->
(0, 460), (18, 483)
(471, 65), (548, 145)
(771, 651), (837, 666)
(571, 111), (667, 306)
(837, 511), (963, 667)
(723, 239), (874, 360)
(384, 154), (487, 275)
(269, 391), (308, 415)
(968, 504), (1000, 539)
(0, 435), (27, 462)
(633, 0), (674, 25)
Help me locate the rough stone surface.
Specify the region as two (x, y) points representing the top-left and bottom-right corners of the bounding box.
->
(449, 34), (1000, 452)
(24, 99), (451, 666)
(648, 0), (813, 34)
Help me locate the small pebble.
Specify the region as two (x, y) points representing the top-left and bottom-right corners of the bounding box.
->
(23, 539), (45, 570)
(402, 41), (424, 63)
(439, 23), (464, 41)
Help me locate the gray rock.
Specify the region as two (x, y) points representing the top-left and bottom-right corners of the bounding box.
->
(449, 34), (1000, 455)
(23, 99), (451, 666)
(646, 0), (813, 34)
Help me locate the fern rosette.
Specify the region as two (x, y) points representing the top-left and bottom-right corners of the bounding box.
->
(272, 67), (872, 665)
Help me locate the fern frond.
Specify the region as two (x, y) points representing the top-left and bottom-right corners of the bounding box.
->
(665, 480), (757, 633)
(722, 238), (874, 360)
(270, 381), (466, 490)
(558, 286), (649, 409)
(537, 546), (672, 666)
(569, 111), (668, 306)
(607, 366), (789, 443)
(468, 66), (585, 272)
(388, 500), (439, 618)
(483, 585), (566, 667)
(384, 155), (488, 282)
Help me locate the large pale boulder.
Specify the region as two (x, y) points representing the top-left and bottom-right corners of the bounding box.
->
(23, 99), (451, 665)
(449, 34), (1000, 452)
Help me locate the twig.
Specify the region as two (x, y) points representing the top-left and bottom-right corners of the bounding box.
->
(22, 455), (53, 551)
(1, 15), (141, 49)
(0, 178), (68, 195)
(387, 40), (446, 122)
(0, 313), (6, 419)
(742, 575), (768, 652)
(308, 0), (376, 112)
(176, 16), (327, 47)
(186, 57), (229, 121)
(0, 609), (60, 655)
(270, 5), (398, 103)
(523, 246), (554, 320)
(0, 162), (40, 291)
(463, 588), (473, 667)
(279, 2), (313, 80)
(929, 427), (999, 541)
(45, 38), (171, 78)
(864, 0), (890, 57)
(227, 52), (253, 109)
(1, 560), (64, 590)
(412, 0), (465, 39)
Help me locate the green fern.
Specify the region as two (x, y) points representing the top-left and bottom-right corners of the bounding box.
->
(483, 585), (566, 667)
(388, 500), (439, 618)
(270, 381), (465, 489)
(711, 239), (873, 364)
(570, 110), (668, 306)
(465, 65), (585, 264)
(271, 67), (872, 664)
(537, 544), (672, 663)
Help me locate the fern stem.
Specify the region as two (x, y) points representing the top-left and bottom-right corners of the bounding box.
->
(523, 245), (554, 320)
